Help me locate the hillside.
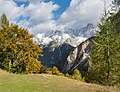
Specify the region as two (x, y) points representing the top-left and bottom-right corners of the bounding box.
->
(0, 69), (119, 92)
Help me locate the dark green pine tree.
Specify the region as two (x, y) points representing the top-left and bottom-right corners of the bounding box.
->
(0, 13), (9, 26)
(86, 2), (120, 86)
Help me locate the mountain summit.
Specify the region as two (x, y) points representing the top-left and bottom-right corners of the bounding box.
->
(33, 23), (97, 47)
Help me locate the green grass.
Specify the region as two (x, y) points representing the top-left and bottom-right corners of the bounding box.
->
(0, 69), (119, 92)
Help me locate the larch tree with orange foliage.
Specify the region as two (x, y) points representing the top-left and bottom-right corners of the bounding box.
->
(0, 14), (43, 73)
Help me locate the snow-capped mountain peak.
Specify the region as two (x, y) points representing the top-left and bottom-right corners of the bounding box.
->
(33, 23), (97, 47)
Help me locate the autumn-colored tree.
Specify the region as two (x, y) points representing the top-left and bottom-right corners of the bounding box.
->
(0, 24), (43, 73)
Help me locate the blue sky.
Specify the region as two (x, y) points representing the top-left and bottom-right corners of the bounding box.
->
(14, 0), (29, 7)
(44, 0), (71, 20)
(0, 0), (112, 34)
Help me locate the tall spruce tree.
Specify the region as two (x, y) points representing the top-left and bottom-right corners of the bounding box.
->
(0, 13), (9, 26)
(86, 2), (120, 86)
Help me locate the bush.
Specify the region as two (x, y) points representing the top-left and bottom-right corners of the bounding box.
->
(65, 69), (85, 82)
(39, 66), (63, 76)
(51, 66), (64, 76)
(72, 69), (85, 81)
(40, 66), (52, 74)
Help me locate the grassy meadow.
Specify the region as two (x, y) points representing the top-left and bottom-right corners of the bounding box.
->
(0, 69), (119, 92)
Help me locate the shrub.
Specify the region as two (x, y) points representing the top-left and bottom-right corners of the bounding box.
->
(73, 69), (85, 82)
(51, 66), (64, 76)
(65, 69), (85, 82)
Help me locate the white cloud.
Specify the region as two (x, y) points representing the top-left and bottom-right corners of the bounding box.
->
(18, 19), (30, 28)
(0, 0), (113, 35)
(15, 0), (42, 3)
(0, 0), (24, 22)
(22, 1), (60, 34)
(24, 1), (59, 26)
(29, 20), (57, 34)
(0, 0), (59, 34)
(58, 0), (112, 28)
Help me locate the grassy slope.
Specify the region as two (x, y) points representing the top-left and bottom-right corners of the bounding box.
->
(0, 69), (119, 92)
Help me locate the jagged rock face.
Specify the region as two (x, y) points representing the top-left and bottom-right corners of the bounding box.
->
(62, 47), (78, 72)
(39, 42), (75, 71)
(35, 23), (96, 73)
(63, 37), (94, 73)
(39, 37), (94, 73)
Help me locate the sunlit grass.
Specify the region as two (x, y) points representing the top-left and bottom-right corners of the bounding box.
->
(0, 69), (119, 92)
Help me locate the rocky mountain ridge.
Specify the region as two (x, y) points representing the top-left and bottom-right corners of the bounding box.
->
(33, 23), (97, 47)
(34, 23), (97, 73)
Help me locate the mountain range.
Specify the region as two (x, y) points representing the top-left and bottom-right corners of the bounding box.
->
(33, 23), (97, 72)
(33, 23), (97, 47)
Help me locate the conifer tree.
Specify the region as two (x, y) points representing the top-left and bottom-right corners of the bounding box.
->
(86, 2), (120, 86)
(0, 13), (9, 26)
